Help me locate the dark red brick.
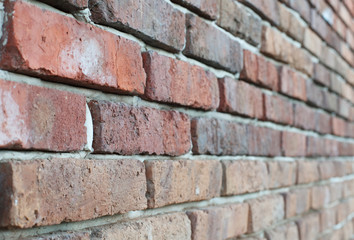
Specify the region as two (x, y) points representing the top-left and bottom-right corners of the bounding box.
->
(143, 51), (219, 110)
(89, 0), (185, 52)
(0, 158), (147, 228)
(88, 100), (190, 156)
(264, 94), (293, 125)
(279, 66), (307, 101)
(145, 160), (222, 208)
(171, 0), (219, 19)
(218, 78), (263, 119)
(240, 50), (259, 83)
(185, 14), (243, 73)
(0, 79), (86, 151)
(257, 55), (280, 91)
(0, 1), (146, 95)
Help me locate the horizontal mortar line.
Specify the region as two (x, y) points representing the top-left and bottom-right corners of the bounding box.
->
(0, 174), (353, 239)
(1, 149), (354, 162)
(1, 70), (353, 143)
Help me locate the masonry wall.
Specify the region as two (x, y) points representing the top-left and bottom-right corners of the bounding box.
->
(0, 0), (354, 239)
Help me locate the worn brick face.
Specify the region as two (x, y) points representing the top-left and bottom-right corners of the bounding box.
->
(283, 188), (311, 218)
(143, 51), (219, 110)
(267, 161), (297, 189)
(297, 161), (319, 184)
(145, 160), (222, 208)
(279, 66), (307, 101)
(282, 131), (307, 157)
(89, 0), (185, 52)
(27, 232), (90, 240)
(0, 80), (86, 151)
(0, 159), (147, 228)
(88, 100), (190, 155)
(239, 0), (280, 26)
(38, 0), (88, 12)
(264, 94), (293, 125)
(187, 203), (249, 240)
(222, 160), (268, 195)
(265, 223), (299, 240)
(297, 213), (320, 240)
(0, 0), (146, 95)
(171, 0), (219, 19)
(185, 14), (243, 73)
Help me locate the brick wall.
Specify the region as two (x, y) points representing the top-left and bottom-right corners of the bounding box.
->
(0, 0), (354, 239)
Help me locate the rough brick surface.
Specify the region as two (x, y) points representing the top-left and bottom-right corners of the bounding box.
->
(185, 14), (243, 73)
(88, 100), (191, 155)
(311, 185), (330, 209)
(282, 131), (306, 157)
(38, 0), (88, 11)
(143, 51), (219, 110)
(297, 161), (319, 184)
(89, 0), (185, 52)
(222, 160), (268, 195)
(297, 214), (320, 240)
(293, 103), (316, 131)
(218, 78), (264, 118)
(171, 0), (219, 19)
(265, 223), (299, 240)
(187, 203), (249, 240)
(0, 1), (146, 94)
(279, 66), (307, 101)
(264, 94), (293, 125)
(247, 125), (282, 156)
(91, 213), (191, 239)
(283, 189), (311, 218)
(267, 161), (297, 189)
(248, 195), (285, 232)
(0, 159), (147, 228)
(145, 160), (222, 208)
(239, 0), (280, 25)
(27, 232), (90, 240)
(0, 79), (86, 151)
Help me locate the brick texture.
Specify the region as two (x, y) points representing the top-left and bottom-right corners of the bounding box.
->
(171, 0), (219, 20)
(38, 0), (88, 12)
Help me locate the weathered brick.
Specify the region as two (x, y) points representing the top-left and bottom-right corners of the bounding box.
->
(282, 131), (306, 157)
(338, 98), (350, 119)
(222, 160), (268, 195)
(336, 202), (349, 223)
(311, 185), (330, 209)
(248, 195), (284, 232)
(319, 161), (338, 180)
(145, 160), (222, 208)
(187, 203), (249, 240)
(38, 0), (88, 12)
(283, 188), (311, 218)
(344, 0), (354, 16)
(191, 118), (248, 155)
(88, 100), (190, 156)
(89, 0), (185, 52)
(290, 47), (314, 76)
(143, 51), (219, 110)
(26, 232), (90, 240)
(267, 161), (297, 189)
(343, 179), (354, 198)
(257, 55), (280, 91)
(218, 78), (263, 119)
(333, 15), (347, 40)
(330, 73), (344, 95)
(261, 26), (292, 63)
(310, 9), (329, 41)
(306, 136), (324, 156)
(279, 66), (307, 101)
(293, 103), (316, 131)
(0, 159), (147, 228)
(91, 213), (191, 239)
(315, 111), (332, 134)
(265, 222), (299, 240)
(297, 161), (319, 184)
(171, 0), (219, 19)
(288, 0), (311, 23)
(323, 91), (338, 112)
(306, 80), (324, 107)
(185, 14), (243, 73)
(304, 28), (322, 57)
(339, 2), (353, 31)
(297, 213), (320, 240)
(240, 50), (258, 83)
(330, 183), (343, 203)
(279, 4), (306, 43)
(217, 0), (262, 45)
(248, 125), (282, 156)
(264, 94), (293, 125)
(0, 1), (146, 94)
(239, 0), (280, 25)
(314, 63), (331, 87)
(332, 116), (347, 137)
(320, 207), (336, 232)
(0, 80), (86, 151)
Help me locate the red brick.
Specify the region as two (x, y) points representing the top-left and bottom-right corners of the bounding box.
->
(320, 207), (336, 232)
(248, 125), (282, 156)
(248, 195), (284, 232)
(311, 186), (330, 209)
(289, 0), (311, 23)
(0, 1), (146, 95)
(315, 111), (332, 134)
(240, 50), (258, 83)
(304, 28), (322, 57)
(171, 0), (219, 19)
(91, 213), (191, 239)
(310, 9), (330, 42)
(239, 0), (280, 25)
(38, 0), (88, 11)
(222, 160), (268, 195)
(0, 158), (147, 228)
(279, 4), (306, 43)
(265, 222), (299, 240)
(323, 91), (339, 112)
(291, 47), (314, 77)
(143, 51), (219, 110)
(344, 0), (354, 16)
(282, 131), (306, 157)
(218, 78), (263, 119)
(145, 160), (222, 208)
(332, 116), (347, 137)
(187, 203), (249, 240)
(264, 94), (293, 125)
(343, 179), (354, 198)
(297, 213), (320, 240)
(339, 2), (353, 30)
(293, 103), (316, 131)
(0, 80), (86, 151)
(217, 0), (262, 45)
(267, 161), (297, 189)
(191, 118), (248, 155)
(279, 66), (307, 101)
(257, 55), (280, 91)
(329, 183), (343, 203)
(338, 98), (350, 120)
(89, 0), (185, 52)
(261, 26), (292, 63)
(319, 161), (338, 180)
(306, 136), (324, 156)
(314, 63), (331, 87)
(185, 14), (243, 73)
(27, 232), (90, 240)
(336, 202), (349, 223)
(283, 188), (311, 218)
(88, 100), (190, 156)
(297, 161), (319, 184)
(306, 80), (324, 107)
(338, 141), (354, 156)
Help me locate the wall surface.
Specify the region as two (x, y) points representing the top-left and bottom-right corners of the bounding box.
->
(0, 0), (354, 239)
